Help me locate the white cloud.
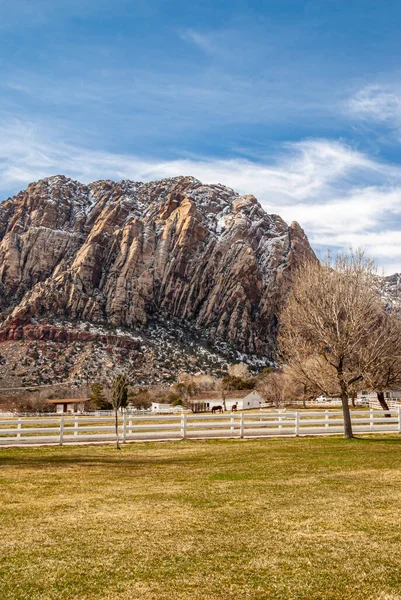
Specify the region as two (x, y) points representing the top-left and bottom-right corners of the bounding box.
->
(179, 28), (249, 62)
(347, 85), (401, 135)
(285, 186), (401, 235)
(180, 30), (219, 55)
(1, 119), (401, 272)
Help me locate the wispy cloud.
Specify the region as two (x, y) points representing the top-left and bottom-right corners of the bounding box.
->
(1, 65), (316, 130)
(347, 85), (401, 136)
(180, 29), (219, 55)
(179, 28), (248, 61)
(1, 119), (401, 272)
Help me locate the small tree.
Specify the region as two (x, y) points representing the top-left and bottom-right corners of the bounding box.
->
(257, 370), (288, 408)
(216, 378), (230, 411)
(2, 395), (52, 415)
(129, 388), (153, 410)
(111, 374), (129, 450)
(279, 251), (389, 439)
(171, 382), (193, 403)
(221, 374), (255, 390)
(284, 365), (322, 408)
(90, 382), (109, 409)
(228, 364), (250, 379)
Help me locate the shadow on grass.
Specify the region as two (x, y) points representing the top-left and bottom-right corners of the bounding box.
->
(351, 435), (401, 444)
(1, 434), (400, 468)
(0, 451), (202, 469)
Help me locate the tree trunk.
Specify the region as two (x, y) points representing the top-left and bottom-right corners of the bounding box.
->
(115, 408), (120, 450)
(302, 399), (306, 409)
(341, 394), (353, 439)
(351, 395), (356, 407)
(377, 391), (390, 417)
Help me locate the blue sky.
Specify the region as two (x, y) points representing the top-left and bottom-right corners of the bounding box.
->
(2, 0), (401, 272)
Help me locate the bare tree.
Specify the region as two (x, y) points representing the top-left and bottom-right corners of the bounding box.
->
(192, 374), (215, 391)
(257, 370), (287, 408)
(129, 388), (153, 409)
(216, 378), (230, 411)
(1, 395), (52, 414)
(283, 365), (320, 408)
(361, 312), (401, 413)
(279, 250), (389, 439)
(177, 373), (215, 392)
(228, 364), (250, 379)
(110, 373), (129, 450)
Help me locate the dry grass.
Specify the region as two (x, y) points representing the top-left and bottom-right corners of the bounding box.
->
(1, 436), (401, 599)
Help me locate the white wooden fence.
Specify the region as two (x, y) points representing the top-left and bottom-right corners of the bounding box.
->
(369, 399), (401, 410)
(1, 409), (401, 447)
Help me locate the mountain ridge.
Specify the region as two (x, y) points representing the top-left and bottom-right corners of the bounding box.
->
(0, 174), (315, 388)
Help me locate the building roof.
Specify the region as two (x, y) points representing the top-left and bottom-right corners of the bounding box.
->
(46, 398), (89, 405)
(192, 390), (258, 401)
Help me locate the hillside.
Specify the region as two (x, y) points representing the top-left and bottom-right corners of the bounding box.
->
(0, 175), (315, 389)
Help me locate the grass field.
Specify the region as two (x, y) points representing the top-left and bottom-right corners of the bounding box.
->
(1, 436), (401, 600)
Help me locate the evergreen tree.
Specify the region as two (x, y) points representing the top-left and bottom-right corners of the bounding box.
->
(90, 382), (109, 409)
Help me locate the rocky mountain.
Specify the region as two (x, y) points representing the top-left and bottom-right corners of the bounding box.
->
(0, 174), (314, 389)
(384, 273), (401, 295)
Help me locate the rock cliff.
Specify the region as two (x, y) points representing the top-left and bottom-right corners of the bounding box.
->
(0, 174), (315, 361)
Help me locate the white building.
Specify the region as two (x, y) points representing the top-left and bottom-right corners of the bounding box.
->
(191, 390), (264, 412)
(151, 402), (177, 413)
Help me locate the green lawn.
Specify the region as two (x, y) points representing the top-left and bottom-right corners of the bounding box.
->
(1, 437), (401, 600)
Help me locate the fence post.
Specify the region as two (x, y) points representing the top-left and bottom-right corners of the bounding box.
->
(17, 417), (22, 440)
(74, 415), (78, 437)
(230, 414), (235, 433)
(398, 407), (401, 434)
(129, 417), (132, 439)
(278, 411), (283, 433)
(181, 413), (187, 439)
(295, 411), (299, 436)
(59, 415), (64, 446)
(240, 412), (244, 438)
(122, 412), (127, 443)
(325, 410), (329, 430)
(370, 409), (374, 430)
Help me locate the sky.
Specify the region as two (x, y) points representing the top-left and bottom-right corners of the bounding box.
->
(1, 0), (401, 272)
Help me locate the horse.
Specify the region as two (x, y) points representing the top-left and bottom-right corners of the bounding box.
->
(211, 405), (224, 414)
(231, 403), (238, 412)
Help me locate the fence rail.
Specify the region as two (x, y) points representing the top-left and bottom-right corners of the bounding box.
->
(1, 408), (401, 447)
